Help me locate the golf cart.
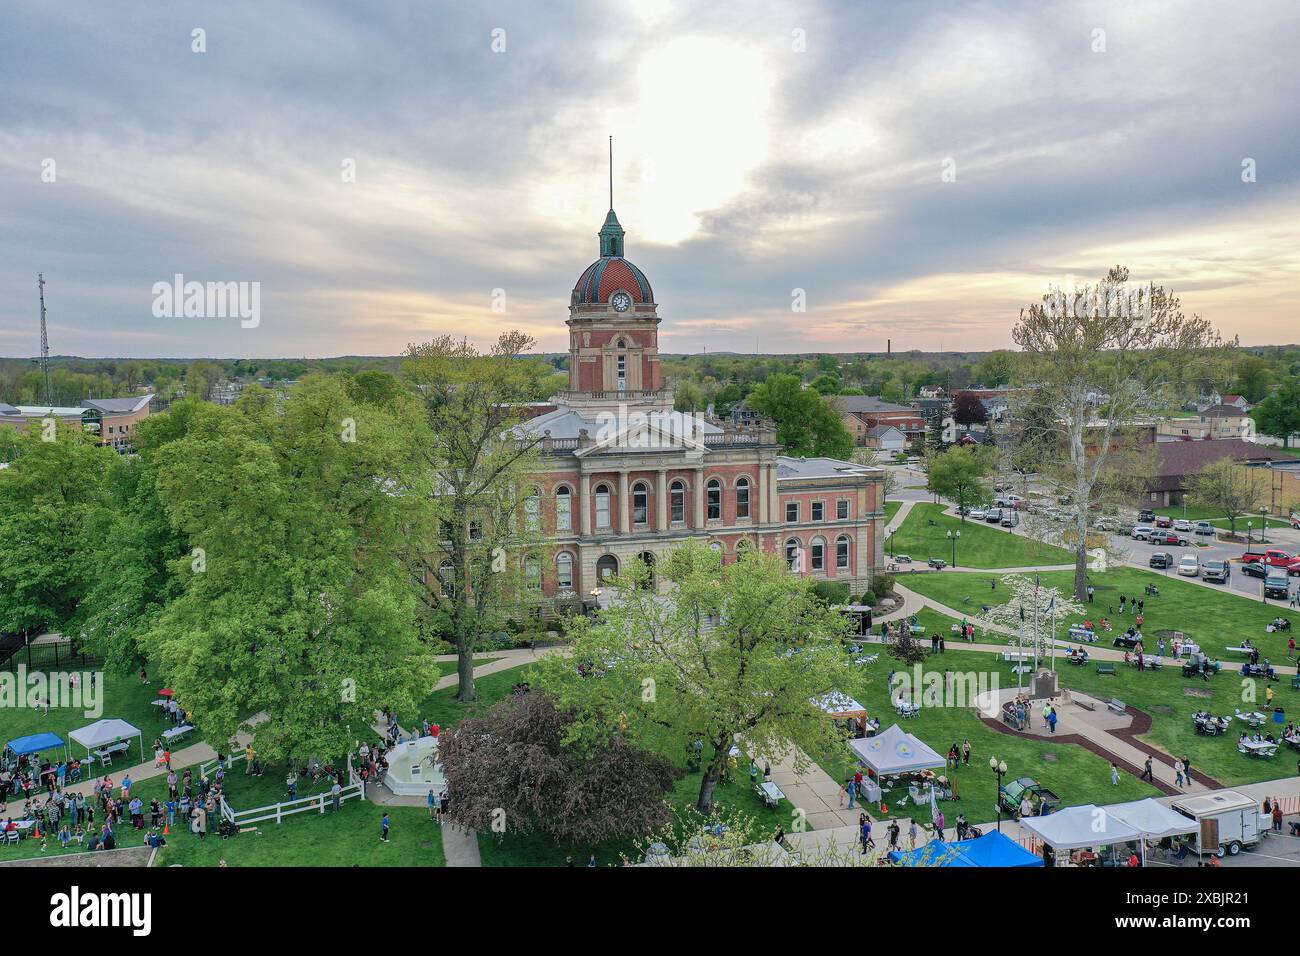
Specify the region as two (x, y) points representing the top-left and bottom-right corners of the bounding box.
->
(998, 776), (1060, 819)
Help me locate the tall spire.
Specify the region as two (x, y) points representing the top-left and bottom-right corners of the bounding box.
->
(598, 136), (625, 257)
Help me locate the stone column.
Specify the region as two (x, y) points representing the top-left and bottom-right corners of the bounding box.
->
(757, 461), (768, 523)
(618, 470), (630, 535)
(656, 468), (668, 532)
(694, 466), (705, 528)
(579, 473), (591, 536)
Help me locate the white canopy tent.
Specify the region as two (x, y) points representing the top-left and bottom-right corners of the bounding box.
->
(68, 718), (145, 763)
(1019, 804), (1145, 864)
(847, 723), (945, 777)
(1102, 798), (1199, 840)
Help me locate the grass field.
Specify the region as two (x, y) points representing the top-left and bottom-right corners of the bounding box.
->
(884, 500), (902, 525)
(899, 565), (1300, 661)
(814, 644), (1160, 821)
(0, 669), (178, 759)
(888, 503), (1074, 569)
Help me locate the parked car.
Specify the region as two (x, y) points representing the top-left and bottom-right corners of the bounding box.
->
(1154, 531), (1191, 547)
(1149, 551), (1174, 570)
(1177, 554), (1200, 577)
(1154, 515), (1174, 528)
(1138, 509), (1156, 523)
(1202, 559), (1230, 584)
(927, 557), (947, 570)
(1265, 569), (1290, 600)
(1240, 561), (1268, 580)
(1001, 513), (1019, 528)
(1116, 522), (1136, 536)
(998, 777), (1060, 819)
(1240, 549), (1300, 575)
(968, 508), (987, 521)
(1132, 525), (1156, 541)
(1173, 519), (1194, 532)
(1194, 521), (1215, 536)
(985, 508), (1003, 523)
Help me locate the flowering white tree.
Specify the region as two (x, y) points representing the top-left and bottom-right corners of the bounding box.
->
(976, 573), (1084, 668)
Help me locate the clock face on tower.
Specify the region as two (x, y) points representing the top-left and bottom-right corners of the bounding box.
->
(610, 292), (632, 312)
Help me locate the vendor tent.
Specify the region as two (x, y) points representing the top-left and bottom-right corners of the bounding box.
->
(1102, 798), (1199, 840)
(847, 723), (945, 777)
(814, 692), (869, 736)
(68, 718), (145, 762)
(4, 732), (66, 757)
(889, 829), (1044, 868)
(1018, 804), (1143, 850)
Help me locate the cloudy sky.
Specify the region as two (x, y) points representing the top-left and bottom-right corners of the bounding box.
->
(2, 0), (1297, 358)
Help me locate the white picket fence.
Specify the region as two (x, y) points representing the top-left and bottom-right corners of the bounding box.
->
(202, 754), (366, 828)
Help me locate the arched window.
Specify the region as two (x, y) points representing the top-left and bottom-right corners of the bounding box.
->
(595, 484), (611, 530)
(555, 486), (572, 531)
(785, 537), (802, 572)
(596, 554), (619, 582)
(556, 552), (574, 590)
(707, 478), (722, 521)
(708, 541), (724, 564)
(836, 535), (851, 571)
(735, 538), (754, 560)
(670, 480), (686, 524)
(636, 551), (656, 589)
(633, 481), (649, 525)
(438, 560), (456, 598)
(524, 487), (541, 532)
(615, 339), (628, 392)
(810, 536), (826, 572)
(524, 555), (541, 591)
(735, 477), (751, 519)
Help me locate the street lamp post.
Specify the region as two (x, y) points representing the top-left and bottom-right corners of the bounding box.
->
(946, 528), (961, 568)
(1247, 520), (1253, 545)
(1261, 507), (1269, 544)
(990, 757), (1008, 832)
(887, 529), (894, 558)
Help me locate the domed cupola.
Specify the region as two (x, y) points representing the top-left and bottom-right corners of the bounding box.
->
(571, 207), (655, 307)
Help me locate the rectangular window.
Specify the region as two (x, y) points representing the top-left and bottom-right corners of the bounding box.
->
(707, 483), (721, 521)
(812, 501), (824, 522)
(786, 502), (799, 523)
(633, 487), (648, 525)
(811, 542), (825, 571)
(556, 493), (572, 531)
(596, 490), (611, 529)
(671, 486), (685, 523)
(836, 538), (850, 569)
(837, 499), (850, 520)
(736, 482), (750, 519)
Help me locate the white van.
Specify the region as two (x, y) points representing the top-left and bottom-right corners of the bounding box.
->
(1171, 790), (1267, 857)
(1177, 554), (1199, 577)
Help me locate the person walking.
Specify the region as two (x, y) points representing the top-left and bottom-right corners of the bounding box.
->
(380, 812), (391, 843)
(1140, 756), (1154, 782)
(860, 818), (874, 854)
(1087, 584), (1095, 603)
(1272, 801), (1283, 832)
(1110, 763), (1120, 786)
(962, 739), (972, 766)
(1174, 759), (1185, 788)
(427, 788), (437, 819)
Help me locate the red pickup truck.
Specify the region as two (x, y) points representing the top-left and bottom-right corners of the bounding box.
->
(1240, 549), (1300, 575)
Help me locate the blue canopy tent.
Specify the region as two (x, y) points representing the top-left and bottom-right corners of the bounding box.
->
(4, 732), (67, 758)
(889, 829), (1044, 867)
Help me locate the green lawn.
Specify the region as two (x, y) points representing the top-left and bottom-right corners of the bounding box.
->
(884, 500), (902, 525)
(888, 503), (1074, 569)
(0, 669), (181, 760)
(900, 565), (1300, 661)
(816, 644), (1159, 823)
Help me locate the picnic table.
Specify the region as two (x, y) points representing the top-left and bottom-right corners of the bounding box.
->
(3, 820), (36, 840)
(92, 740), (131, 765)
(1235, 711), (1269, 728)
(1068, 626), (1098, 643)
(161, 724), (194, 745)
(756, 781), (785, 809)
(1238, 739), (1279, 758)
(1226, 645), (1256, 656)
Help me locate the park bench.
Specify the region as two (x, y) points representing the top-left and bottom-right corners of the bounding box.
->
(1107, 698), (1127, 715)
(1096, 663), (1116, 676)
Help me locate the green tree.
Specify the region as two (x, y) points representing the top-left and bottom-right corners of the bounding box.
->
(926, 444), (994, 520)
(140, 376), (437, 763)
(536, 541), (856, 813)
(1185, 458), (1269, 537)
(1011, 266), (1227, 598)
(749, 374), (854, 458)
(1233, 355), (1274, 404)
(403, 332), (544, 703)
(1252, 380), (1300, 448)
(975, 350), (1017, 387)
(0, 424), (116, 634)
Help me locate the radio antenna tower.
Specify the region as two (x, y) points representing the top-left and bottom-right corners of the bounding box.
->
(38, 273), (52, 405)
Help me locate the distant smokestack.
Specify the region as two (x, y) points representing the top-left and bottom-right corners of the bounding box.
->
(887, 339), (891, 358)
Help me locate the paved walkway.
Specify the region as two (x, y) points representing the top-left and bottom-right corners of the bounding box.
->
(751, 745), (861, 830)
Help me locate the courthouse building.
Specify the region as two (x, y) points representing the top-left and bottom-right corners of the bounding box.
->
(511, 202), (886, 605)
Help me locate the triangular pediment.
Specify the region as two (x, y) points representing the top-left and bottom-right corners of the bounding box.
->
(575, 411), (707, 457)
